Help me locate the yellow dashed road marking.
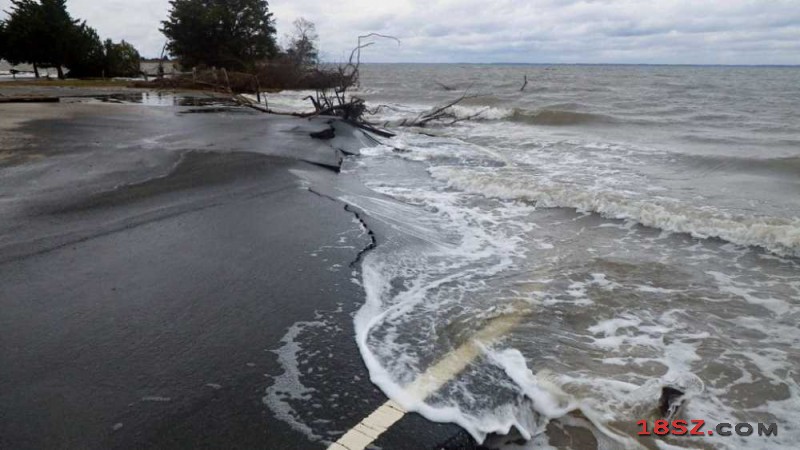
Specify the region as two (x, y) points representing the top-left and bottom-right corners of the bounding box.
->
(328, 312), (524, 450)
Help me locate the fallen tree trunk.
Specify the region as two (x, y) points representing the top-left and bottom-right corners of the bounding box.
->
(348, 120), (396, 138)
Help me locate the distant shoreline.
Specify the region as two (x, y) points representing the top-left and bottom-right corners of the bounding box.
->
(3, 59), (798, 75)
(349, 61), (800, 68)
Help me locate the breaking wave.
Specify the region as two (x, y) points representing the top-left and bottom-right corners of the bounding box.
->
(511, 109), (615, 126)
(682, 154), (800, 178)
(446, 105), (615, 126)
(345, 64), (800, 450)
(430, 166), (800, 257)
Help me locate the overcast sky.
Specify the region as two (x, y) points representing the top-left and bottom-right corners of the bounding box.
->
(2, 0), (799, 64)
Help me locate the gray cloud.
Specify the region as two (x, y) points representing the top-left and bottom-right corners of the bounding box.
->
(1, 0), (798, 64)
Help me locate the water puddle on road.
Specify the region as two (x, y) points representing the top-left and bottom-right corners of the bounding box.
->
(62, 92), (237, 108)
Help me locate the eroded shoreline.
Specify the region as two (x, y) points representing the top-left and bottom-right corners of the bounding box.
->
(0, 90), (473, 449)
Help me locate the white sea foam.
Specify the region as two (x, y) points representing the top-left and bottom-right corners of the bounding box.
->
(337, 66), (800, 449)
(344, 159), (800, 448)
(263, 320), (324, 441)
(429, 166), (800, 257)
(351, 185), (551, 443)
(340, 125), (800, 449)
(448, 105), (515, 121)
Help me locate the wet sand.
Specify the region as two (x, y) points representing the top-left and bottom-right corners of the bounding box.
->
(0, 95), (469, 449)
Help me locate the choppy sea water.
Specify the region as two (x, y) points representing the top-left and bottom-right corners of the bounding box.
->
(268, 65), (800, 449)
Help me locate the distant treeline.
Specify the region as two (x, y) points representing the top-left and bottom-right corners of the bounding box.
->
(0, 0), (141, 79)
(0, 0), (331, 89)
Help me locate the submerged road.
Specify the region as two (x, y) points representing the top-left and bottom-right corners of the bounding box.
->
(0, 95), (472, 449)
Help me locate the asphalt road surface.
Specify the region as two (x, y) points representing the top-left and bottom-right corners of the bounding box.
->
(0, 94), (472, 450)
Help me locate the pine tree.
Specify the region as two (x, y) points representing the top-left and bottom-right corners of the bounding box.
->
(2, 1), (142, 79)
(3, 0), (48, 76)
(4, 0), (80, 78)
(161, 0), (277, 70)
(0, 21), (8, 62)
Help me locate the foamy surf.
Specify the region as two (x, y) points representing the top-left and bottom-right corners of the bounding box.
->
(259, 65), (800, 450)
(356, 258), (644, 447)
(340, 66), (800, 445)
(430, 165), (800, 257)
(384, 104), (617, 127)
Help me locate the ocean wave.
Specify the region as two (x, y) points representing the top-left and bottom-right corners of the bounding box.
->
(429, 167), (800, 257)
(445, 105), (615, 126)
(682, 154), (800, 177)
(447, 105), (515, 121)
(512, 109), (615, 126)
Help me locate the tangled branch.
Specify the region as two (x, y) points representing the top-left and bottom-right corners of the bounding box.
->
(381, 91), (486, 127)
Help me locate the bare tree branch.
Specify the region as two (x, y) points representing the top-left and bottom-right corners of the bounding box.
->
(409, 92), (485, 126)
(355, 33), (401, 66)
(298, 32), (400, 140)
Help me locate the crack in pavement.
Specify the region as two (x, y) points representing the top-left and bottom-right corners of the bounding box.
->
(306, 187), (378, 268)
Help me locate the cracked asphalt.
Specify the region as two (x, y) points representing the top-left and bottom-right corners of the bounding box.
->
(0, 94), (471, 450)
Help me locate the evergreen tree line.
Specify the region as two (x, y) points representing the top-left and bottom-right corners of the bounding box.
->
(160, 0), (319, 71)
(0, 0), (320, 79)
(0, 0), (141, 78)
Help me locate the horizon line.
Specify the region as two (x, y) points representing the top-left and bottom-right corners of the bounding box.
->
(325, 61), (800, 68)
